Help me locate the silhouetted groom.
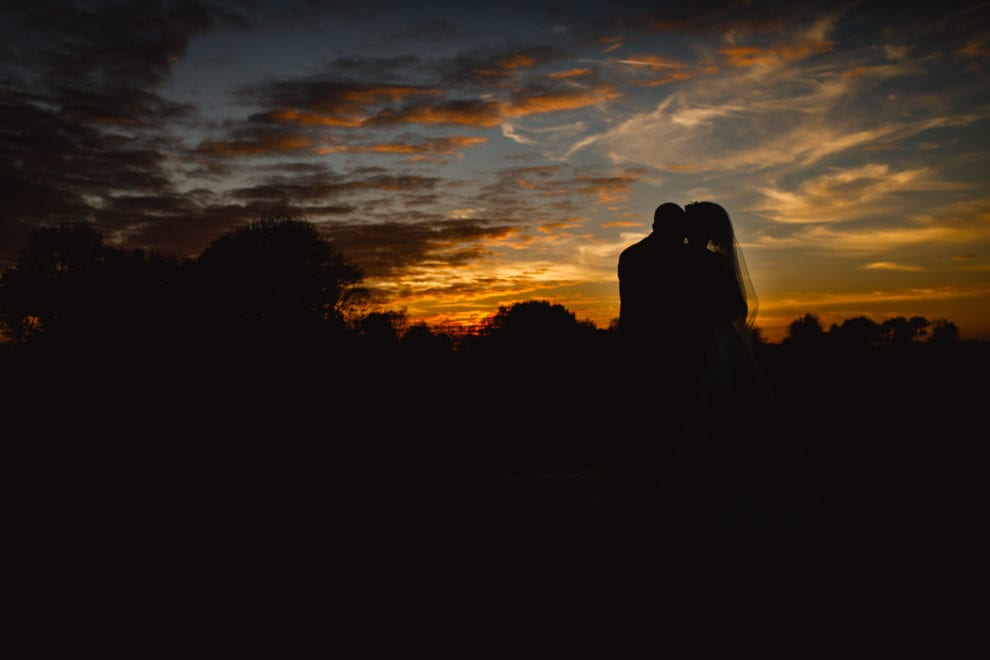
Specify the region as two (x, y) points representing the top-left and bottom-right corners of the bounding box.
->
(614, 203), (707, 494)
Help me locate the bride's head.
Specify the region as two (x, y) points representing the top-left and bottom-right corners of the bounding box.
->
(685, 201), (733, 255)
(685, 201), (759, 338)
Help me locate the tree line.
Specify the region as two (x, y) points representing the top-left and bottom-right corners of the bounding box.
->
(0, 218), (973, 360)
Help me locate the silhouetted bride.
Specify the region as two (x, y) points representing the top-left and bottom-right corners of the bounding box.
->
(665, 201), (825, 532)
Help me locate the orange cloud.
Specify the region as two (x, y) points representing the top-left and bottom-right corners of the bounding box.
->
(418, 136), (487, 154)
(315, 136), (487, 157)
(473, 53), (539, 78)
(371, 84), (623, 127)
(195, 135), (312, 156)
(841, 66), (871, 78)
(255, 75), (623, 132)
(499, 53), (537, 70)
(371, 100), (504, 127)
(262, 86), (442, 127)
(720, 46), (771, 66)
(547, 67), (596, 80)
(637, 71), (694, 87)
(537, 218), (585, 233)
(720, 39), (834, 67)
(504, 84), (621, 117)
(264, 109), (362, 127)
(512, 178), (569, 196)
(342, 86), (430, 103)
(863, 143), (899, 152)
(575, 173), (640, 203)
(861, 262), (925, 272)
(960, 40), (989, 57)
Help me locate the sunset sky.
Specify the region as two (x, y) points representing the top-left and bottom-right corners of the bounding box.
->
(2, 0), (988, 341)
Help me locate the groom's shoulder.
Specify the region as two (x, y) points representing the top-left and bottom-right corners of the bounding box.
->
(619, 235), (651, 261)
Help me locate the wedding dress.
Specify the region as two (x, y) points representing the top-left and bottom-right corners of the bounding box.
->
(666, 320), (822, 530)
(664, 203), (825, 531)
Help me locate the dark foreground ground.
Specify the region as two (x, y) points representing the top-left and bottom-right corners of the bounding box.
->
(6, 339), (988, 584)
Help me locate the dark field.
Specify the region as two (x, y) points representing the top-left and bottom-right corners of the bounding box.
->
(7, 334), (986, 558)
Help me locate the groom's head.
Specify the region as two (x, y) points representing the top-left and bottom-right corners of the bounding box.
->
(653, 202), (685, 241)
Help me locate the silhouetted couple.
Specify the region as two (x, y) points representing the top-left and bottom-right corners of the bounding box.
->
(615, 201), (824, 531)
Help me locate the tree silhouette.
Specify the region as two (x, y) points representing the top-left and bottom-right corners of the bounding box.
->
(190, 217), (366, 350)
(877, 316), (929, 348)
(829, 316), (882, 353)
(928, 318), (959, 346)
(478, 300), (598, 349)
(357, 310), (406, 348)
(783, 313), (827, 351)
(0, 223), (179, 351)
(0, 223), (106, 346)
(401, 321), (454, 355)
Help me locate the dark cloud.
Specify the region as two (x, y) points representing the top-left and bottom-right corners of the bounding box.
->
(265, 161), (337, 176)
(0, 1), (256, 267)
(236, 79), (444, 132)
(322, 43), (575, 93)
(229, 170), (442, 203)
(474, 163), (647, 219)
(112, 202), (269, 258)
(194, 130), (314, 156)
(440, 45), (569, 87)
(474, 165), (575, 220)
(481, 165), (566, 195)
(1, 1), (248, 127)
(0, 97), (185, 264)
(265, 70), (621, 131)
(315, 135), (488, 162)
(573, 170), (643, 204)
(240, 79), (439, 113)
(365, 98), (504, 127)
(319, 217), (520, 278)
(95, 186), (352, 259)
(54, 83), (197, 127)
(607, 0), (990, 51)
(16, 1), (215, 86)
